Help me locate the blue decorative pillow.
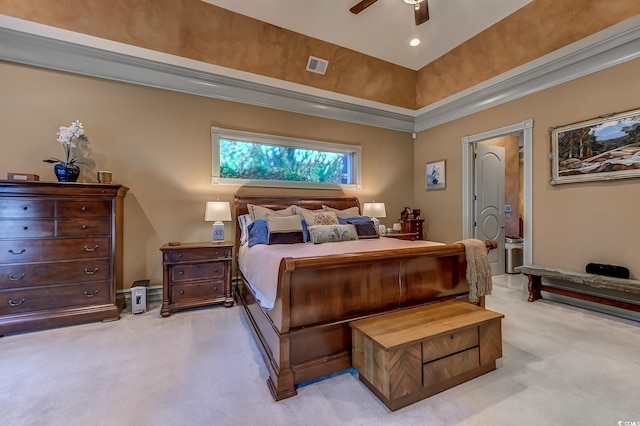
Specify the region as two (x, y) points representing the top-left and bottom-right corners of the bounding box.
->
(337, 215), (372, 225)
(247, 220), (269, 247)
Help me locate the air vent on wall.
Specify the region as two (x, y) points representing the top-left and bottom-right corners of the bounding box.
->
(306, 56), (329, 75)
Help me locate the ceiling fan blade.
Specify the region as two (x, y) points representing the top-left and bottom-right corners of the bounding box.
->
(350, 0), (378, 14)
(414, 0), (429, 25)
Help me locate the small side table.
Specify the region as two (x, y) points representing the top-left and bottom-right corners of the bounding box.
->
(160, 241), (234, 317)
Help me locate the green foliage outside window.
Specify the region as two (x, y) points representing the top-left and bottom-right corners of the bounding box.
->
(220, 139), (350, 184)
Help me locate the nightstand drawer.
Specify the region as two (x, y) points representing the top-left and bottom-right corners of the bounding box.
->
(168, 247), (231, 262)
(170, 261), (226, 282)
(171, 281), (226, 302)
(422, 326), (479, 363)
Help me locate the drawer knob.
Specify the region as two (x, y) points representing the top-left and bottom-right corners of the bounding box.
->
(84, 267), (99, 275)
(84, 290), (99, 298)
(23, 226), (28, 230)
(23, 206), (28, 211)
(8, 249), (26, 255)
(213, 286), (218, 291)
(179, 290), (185, 295)
(9, 274), (25, 281)
(178, 270), (184, 275)
(213, 267), (219, 272)
(8, 297), (26, 307)
(82, 225), (88, 230)
(81, 206), (88, 212)
(450, 333), (455, 340)
(84, 245), (99, 252)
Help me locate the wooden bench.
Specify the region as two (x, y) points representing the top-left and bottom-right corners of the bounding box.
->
(517, 265), (640, 313)
(350, 300), (504, 411)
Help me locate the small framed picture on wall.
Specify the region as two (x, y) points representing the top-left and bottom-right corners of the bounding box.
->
(426, 160), (446, 190)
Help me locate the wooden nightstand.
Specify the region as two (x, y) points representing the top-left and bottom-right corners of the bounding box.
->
(159, 241), (233, 317)
(400, 219), (425, 240)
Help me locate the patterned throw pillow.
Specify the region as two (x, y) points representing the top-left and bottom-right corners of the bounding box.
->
(308, 224), (359, 244)
(237, 213), (254, 246)
(300, 210), (339, 226)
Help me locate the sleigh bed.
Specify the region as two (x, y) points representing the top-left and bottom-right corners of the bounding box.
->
(234, 194), (496, 401)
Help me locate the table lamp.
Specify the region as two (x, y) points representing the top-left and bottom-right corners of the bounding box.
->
(362, 202), (386, 234)
(204, 201), (232, 241)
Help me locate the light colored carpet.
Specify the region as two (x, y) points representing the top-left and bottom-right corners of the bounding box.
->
(1, 276), (639, 426)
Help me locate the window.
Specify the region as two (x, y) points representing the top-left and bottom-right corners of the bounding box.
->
(211, 127), (362, 190)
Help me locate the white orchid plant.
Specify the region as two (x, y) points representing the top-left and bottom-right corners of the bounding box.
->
(43, 120), (87, 166)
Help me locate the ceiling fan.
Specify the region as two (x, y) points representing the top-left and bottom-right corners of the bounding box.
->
(350, 0), (430, 26)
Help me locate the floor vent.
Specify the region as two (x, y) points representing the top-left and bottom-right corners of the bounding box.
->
(306, 56), (329, 75)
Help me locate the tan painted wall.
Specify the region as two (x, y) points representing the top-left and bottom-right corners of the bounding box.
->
(0, 61), (415, 290)
(414, 57), (640, 279)
(416, 0), (640, 108)
(0, 0), (416, 109)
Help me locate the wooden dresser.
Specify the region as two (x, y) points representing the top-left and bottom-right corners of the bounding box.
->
(0, 181), (128, 335)
(351, 300), (503, 411)
(399, 218), (425, 240)
(160, 241), (233, 317)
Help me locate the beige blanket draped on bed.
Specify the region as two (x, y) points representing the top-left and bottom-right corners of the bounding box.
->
(456, 238), (493, 302)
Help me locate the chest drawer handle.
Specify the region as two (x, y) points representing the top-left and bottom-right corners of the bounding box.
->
(8, 298), (26, 307)
(82, 225), (88, 230)
(179, 290), (185, 295)
(178, 270), (184, 275)
(450, 333), (455, 340)
(23, 226), (29, 230)
(8, 249), (26, 255)
(84, 245), (99, 252)
(84, 268), (99, 275)
(213, 285), (218, 291)
(9, 274), (26, 281)
(81, 206), (88, 212)
(84, 290), (99, 297)
(23, 206), (28, 211)
(213, 267), (219, 272)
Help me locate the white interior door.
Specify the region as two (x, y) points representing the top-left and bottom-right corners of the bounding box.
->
(474, 143), (505, 275)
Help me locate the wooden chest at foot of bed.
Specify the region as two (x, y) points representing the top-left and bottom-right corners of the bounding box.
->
(350, 300), (504, 411)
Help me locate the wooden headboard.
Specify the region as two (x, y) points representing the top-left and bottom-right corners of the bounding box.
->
(233, 194), (361, 250)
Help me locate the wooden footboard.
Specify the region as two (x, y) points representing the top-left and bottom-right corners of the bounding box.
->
(237, 240), (496, 400)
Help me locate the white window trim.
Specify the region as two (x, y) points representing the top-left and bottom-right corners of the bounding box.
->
(211, 127), (362, 190)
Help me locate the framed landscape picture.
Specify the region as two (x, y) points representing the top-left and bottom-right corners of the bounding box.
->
(426, 160), (446, 190)
(550, 109), (640, 185)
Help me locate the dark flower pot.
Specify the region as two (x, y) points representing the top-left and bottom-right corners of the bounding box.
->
(54, 164), (80, 182)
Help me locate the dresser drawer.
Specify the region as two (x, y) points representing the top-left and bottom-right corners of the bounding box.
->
(0, 237), (111, 263)
(56, 200), (111, 218)
(423, 347), (480, 385)
(0, 281), (111, 315)
(422, 326), (479, 363)
(168, 247), (231, 263)
(56, 218), (111, 236)
(0, 200), (54, 218)
(0, 219), (55, 239)
(0, 259), (111, 289)
(171, 281), (226, 302)
(170, 261), (226, 282)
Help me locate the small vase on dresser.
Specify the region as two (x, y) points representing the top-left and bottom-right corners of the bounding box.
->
(53, 163), (81, 182)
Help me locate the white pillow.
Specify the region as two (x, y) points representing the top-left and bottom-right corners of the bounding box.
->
(322, 205), (361, 218)
(248, 204), (295, 221)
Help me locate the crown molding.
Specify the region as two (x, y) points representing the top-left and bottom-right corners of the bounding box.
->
(1, 15), (639, 133)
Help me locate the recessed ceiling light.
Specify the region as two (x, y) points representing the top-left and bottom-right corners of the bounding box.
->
(409, 38), (420, 47)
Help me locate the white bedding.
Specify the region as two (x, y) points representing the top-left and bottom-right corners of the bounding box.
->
(238, 238), (444, 310)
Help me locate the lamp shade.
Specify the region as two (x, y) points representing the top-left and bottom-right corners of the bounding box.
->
(362, 202), (386, 218)
(204, 201), (231, 222)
